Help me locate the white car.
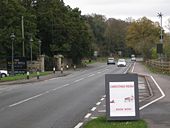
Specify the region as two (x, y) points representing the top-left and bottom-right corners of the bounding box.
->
(131, 57), (136, 61)
(0, 70), (9, 78)
(107, 57), (115, 65)
(117, 59), (126, 67)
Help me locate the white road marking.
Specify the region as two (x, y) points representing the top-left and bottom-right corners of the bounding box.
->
(49, 78), (58, 81)
(96, 102), (101, 106)
(98, 110), (106, 113)
(132, 63), (165, 110)
(74, 122), (83, 128)
(74, 78), (84, 83)
(131, 62), (136, 72)
(101, 98), (105, 101)
(87, 74), (95, 77)
(9, 93), (45, 107)
(84, 113), (91, 118)
(124, 63), (131, 74)
(139, 75), (165, 110)
(91, 107), (96, 111)
(9, 83), (71, 107)
(63, 84), (70, 87)
(97, 72), (101, 74)
(103, 69), (109, 72)
(91, 117), (97, 119)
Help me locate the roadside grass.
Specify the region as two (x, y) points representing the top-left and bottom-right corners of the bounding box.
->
(0, 71), (51, 82)
(83, 117), (147, 128)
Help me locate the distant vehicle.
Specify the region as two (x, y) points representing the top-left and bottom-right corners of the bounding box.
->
(131, 54), (136, 61)
(117, 59), (126, 67)
(0, 70), (9, 78)
(131, 57), (136, 61)
(107, 57), (115, 65)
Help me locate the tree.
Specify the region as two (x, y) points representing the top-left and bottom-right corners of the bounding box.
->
(105, 18), (129, 56)
(0, 0), (37, 59)
(35, 0), (92, 64)
(84, 14), (107, 56)
(126, 17), (160, 59)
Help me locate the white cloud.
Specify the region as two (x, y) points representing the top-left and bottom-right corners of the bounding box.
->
(64, 0), (170, 31)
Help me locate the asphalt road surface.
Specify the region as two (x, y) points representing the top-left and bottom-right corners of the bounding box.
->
(0, 62), (132, 128)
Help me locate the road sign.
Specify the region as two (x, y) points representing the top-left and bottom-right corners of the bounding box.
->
(7, 57), (27, 74)
(105, 74), (139, 120)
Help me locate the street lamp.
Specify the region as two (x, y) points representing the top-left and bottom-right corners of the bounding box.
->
(38, 39), (41, 56)
(157, 12), (163, 61)
(157, 12), (163, 44)
(10, 33), (15, 76)
(30, 36), (33, 71)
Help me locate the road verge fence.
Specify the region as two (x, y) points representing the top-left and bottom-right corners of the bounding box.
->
(146, 60), (170, 73)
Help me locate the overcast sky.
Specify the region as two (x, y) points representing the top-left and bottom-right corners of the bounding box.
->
(63, 0), (170, 31)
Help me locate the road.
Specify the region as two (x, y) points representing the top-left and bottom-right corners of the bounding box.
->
(0, 62), (132, 128)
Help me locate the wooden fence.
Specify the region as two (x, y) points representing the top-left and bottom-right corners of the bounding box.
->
(146, 60), (170, 72)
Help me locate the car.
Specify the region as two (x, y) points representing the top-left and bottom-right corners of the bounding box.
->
(117, 59), (126, 67)
(107, 57), (115, 65)
(131, 57), (136, 61)
(0, 70), (9, 78)
(131, 54), (136, 61)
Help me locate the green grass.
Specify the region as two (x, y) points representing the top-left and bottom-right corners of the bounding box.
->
(0, 71), (52, 82)
(83, 117), (147, 128)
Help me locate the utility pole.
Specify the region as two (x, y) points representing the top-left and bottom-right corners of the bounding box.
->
(157, 12), (163, 61)
(158, 12), (163, 44)
(10, 33), (15, 76)
(30, 36), (33, 72)
(22, 16), (25, 57)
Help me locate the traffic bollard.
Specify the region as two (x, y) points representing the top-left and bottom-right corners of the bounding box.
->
(66, 65), (69, 70)
(27, 71), (30, 79)
(74, 65), (76, 70)
(37, 71), (40, 79)
(61, 67), (63, 74)
(53, 67), (55, 74)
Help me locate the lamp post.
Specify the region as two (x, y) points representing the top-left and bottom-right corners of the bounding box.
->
(30, 36), (33, 71)
(157, 12), (163, 61)
(38, 39), (41, 56)
(157, 12), (163, 44)
(10, 33), (15, 76)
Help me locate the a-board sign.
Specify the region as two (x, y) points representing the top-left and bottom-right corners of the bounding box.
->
(105, 74), (139, 120)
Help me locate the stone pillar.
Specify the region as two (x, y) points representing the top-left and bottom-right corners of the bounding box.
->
(39, 55), (45, 72)
(54, 55), (64, 70)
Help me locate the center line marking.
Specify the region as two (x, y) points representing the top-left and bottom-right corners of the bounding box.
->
(9, 93), (44, 107)
(9, 84), (71, 107)
(87, 74), (95, 77)
(96, 102), (101, 106)
(74, 122), (83, 128)
(74, 78), (84, 82)
(91, 107), (96, 111)
(84, 113), (91, 118)
(101, 98), (105, 101)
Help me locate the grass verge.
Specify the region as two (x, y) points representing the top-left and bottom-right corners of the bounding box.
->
(0, 71), (51, 82)
(83, 117), (147, 128)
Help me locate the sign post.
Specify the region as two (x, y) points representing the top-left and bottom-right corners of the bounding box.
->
(105, 74), (139, 120)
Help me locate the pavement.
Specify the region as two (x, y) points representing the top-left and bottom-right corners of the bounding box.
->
(0, 70), (72, 86)
(133, 62), (170, 128)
